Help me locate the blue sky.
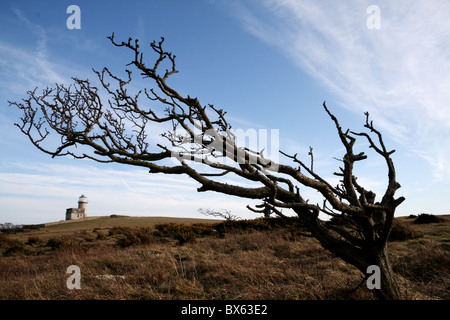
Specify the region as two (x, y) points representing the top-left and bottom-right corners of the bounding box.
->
(1, 0), (449, 224)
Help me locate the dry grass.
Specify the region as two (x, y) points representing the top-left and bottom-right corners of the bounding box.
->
(12, 216), (220, 242)
(0, 215), (448, 300)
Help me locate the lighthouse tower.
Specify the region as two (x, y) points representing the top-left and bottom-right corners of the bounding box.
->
(78, 194), (88, 212)
(65, 195), (88, 220)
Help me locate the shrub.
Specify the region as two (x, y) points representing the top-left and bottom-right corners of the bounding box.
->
(3, 244), (29, 256)
(191, 223), (216, 236)
(110, 214), (127, 218)
(213, 218), (270, 234)
(154, 223), (216, 245)
(0, 235), (26, 256)
(393, 239), (450, 286)
(389, 219), (422, 242)
(413, 213), (444, 224)
(174, 230), (196, 245)
(154, 223), (215, 239)
(26, 236), (43, 246)
(95, 230), (107, 240)
(213, 217), (307, 235)
(0, 234), (22, 248)
(115, 227), (153, 247)
(267, 216), (308, 229)
(134, 227), (153, 245)
(0, 223), (23, 234)
(23, 224), (41, 231)
(46, 236), (81, 250)
(116, 233), (139, 248)
(108, 226), (131, 236)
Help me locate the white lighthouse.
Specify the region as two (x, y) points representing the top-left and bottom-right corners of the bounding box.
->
(65, 195), (88, 220)
(78, 194), (88, 210)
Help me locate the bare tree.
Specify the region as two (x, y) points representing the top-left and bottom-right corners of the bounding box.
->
(0, 223), (23, 234)
(198, 208), (241, 221)
(9, 34), (405, 299)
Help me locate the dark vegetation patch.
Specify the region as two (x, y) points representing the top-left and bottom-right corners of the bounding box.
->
(389, 219), (423, 242)
(413, 214), (445, 224)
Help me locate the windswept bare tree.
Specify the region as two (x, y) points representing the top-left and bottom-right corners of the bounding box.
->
(9, 34), (405, 299)
(198, 208), (241, 221)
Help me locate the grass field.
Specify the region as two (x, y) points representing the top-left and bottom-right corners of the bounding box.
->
(16, 216), (221, 242)
(0, 214), (448, 300)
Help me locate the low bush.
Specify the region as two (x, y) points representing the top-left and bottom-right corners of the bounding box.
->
(115, 227), (153, 247)
(154, 223), (217, 245)
(154, 223), (215, 238)
(0, 234), (22, 248)
(110, 214), (128, 218)
(46, 236), (81, 250)
(108, 226), (131, 236)
(213, 218), (270, 235)
(26, 236), (43, 246)
(174, 230), (197, 245)
(213, 217), (307, 236)
(0, 235), (31, 256)
(95, 230), (107, 240)
(393, 239), (450, 298)
(3, 244), (29, 256)
(389, 219), (422, 242)
(413, 214), (444, 224)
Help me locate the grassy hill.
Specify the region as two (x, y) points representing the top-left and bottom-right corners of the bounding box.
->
(16, 215), (221, 241)
(0, 214), (448, 300)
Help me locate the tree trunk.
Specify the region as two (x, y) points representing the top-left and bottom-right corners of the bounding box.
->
(307, 218), (401, 300)
(370, 246), (401, 300)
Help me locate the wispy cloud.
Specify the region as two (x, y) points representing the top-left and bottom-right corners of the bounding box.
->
(229, 0), (450, 180)
(12, 8), (47, 59)
(10, 8), (66, 85)
(0, 9), (95, 97)
(0, 41), (64, 94)
(135, 15), (145, 40)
